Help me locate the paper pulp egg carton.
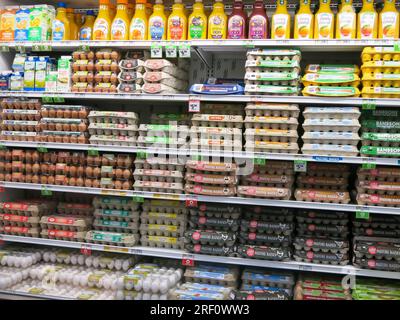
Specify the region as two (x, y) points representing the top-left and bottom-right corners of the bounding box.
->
(247, 161), (294, 175)
(90, 135), (137, 146)
(353, 257), (400, 272)
(245, 60), (301, 73)
(143, 71), (188, 91)
(185, 184), (237, 197)
(294, 236), (350, 254)
(88, 123), (138, 137)
(240, 220), (294, 236)
(184, 243), (237, 257)
(140, 211), (186, 226)
(361, 133), (400, 148)
(88, 111), (139, 125)
(296, 223), (349, 238)
(117, 83), (142, 94)
(302, 85), (360, 97)
(361, 86), (400, 98)
(302, 73), (360, 87)
(360, 146), (400, 157)
(185, 172), (238, 185)
(40, 228), (87, 241)
(191, 114), (243, 129)
(93, 209), (139, 223)
(138, 124), (189, 137)
(186, 160), (237, 173)
(357, 193), (400, 207)
(296, 210), (348, 225)
(237, 186), (292, 200)
(361, 120), (400, 134)
(242, 206), (294, 222)
(294, 189), (351, 204)
(0, 225), (40, 237)
(244, 116), (298, 131)
(189, 126), (242, 140)
(184, 264), (239, 287)
(303, 106), (361, 120)
(133, 168), (184, 184)
(244, 70), (300, 86)
(303, 118), (360, 133)
(294, 250), (350, 265)
(188, 215), (240, 232)
(245, 103), (299, 118)
(361, 60), (400, 75)
(296, 175), (349, 191)
(352, 214), (400, 229)
(184, 229), (237, 246)
(139, 223), (185, 237)
(133, 180), (184, 194)
(357, 166), (400, 182)
(246, 141), (299, 153)
(199, 103), (244, 115)
(40, 215), (92, 231)
(134, 157), (185, 171)
(246, 49), (301, 61)
(236, 244), (291, 261)
(93, 196), (140, 211)
(356, 179), (400, 196)
(238, 231), (292, 247)
(140, 235), (183, 249)
(57, 202), (93, 216)
(136, 135), (188, 148)
(141, 199), (187, 214)
(150, 113), (190, 125)
(245, 84), (301, 96)
(169, 283), (234, 300)
(86, 230), (139, 246)
(302, 163), (351, 179)
(189, 203), (241, 219)
(244, 128), (298, 144)
(361, 47), (400, 63)
(0, 200), (56, 216)
(189, 138), (243, 152)
(241, 174), (294, 188)
(93, 218), (139, 233)
(0, 213), (40, 227)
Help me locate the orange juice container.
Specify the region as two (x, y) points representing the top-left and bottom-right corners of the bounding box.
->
(15, 7), (31, 41)
(52, 2), (70, 41)
(314, 0), (335, 39)
(0, 6), (17, 42)
(167, 0), (187, 40)
(148, 0), (167, 40)
(378, 0), (399, 39)
(357, 0), (378, 39)
(294, 0), (314, 39)
(336, 0), (356, 39)
(79, 10), (95, 40)
(271, 0), (291, 39)
(67, 8), (79, 40)
(93, 0), (112, 40)
(129, 0), (148, 40)
(111, 0), (130, 40)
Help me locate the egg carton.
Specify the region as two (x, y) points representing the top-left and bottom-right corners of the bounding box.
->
(235, 290), (289, 301)
(357, 193), (400, 207)
(184, 265), (239, 286)
(0, 120), (41, 132)
(296, 176), (349, 191)
(238, 232), (292, 246)
(191, 114), (243, 129)
(362, 47), (400, 62)
(86, 230), (139, 247)
(362, 75), (400, 87)
(134, 157), (185, 171)
(362, 109), (400, 120)
(240, 219), (294, 235)
(93, 218), (139, 233)
(356, 180), (400, 195)
(245, 128), (298, 143)
(361, 60), (400, 73)
(140, 211), (186, 226)
(296, 224), (349, 237)
(2, 109), (41, 121)
(187, 244), (237, 257)
(185, 160), (237, 173)
(40, 228), (87, 241)
(189, 138), (243, 152)
(244, 72), (300, 86)
(242, 211), (294, 223)
(184, 229), (236, 246)
(0, 213), (40, 227)
(352, 214), (400, 228)
(300, 165), (351, 179)
(87, 111), (139, 125)
(97, 178), (132, 190)
(118, 58), (146, 71)
(133, 180), (183, 194)
(303, 106), (361, 120)
(190, 126), (242, 139)
(39, 131), (88, 144)
(143, 72), (188, 91)
(200, 104), (244, 116)
(144, 60), (188, 80)
(357, 167), (400, 181)
(294, 237), (350, 253)
(142, 83), (182, 94)
(0, 131), (38, 141)
(138, 124), (190, 137)
(246, 49), (301, 61)
(361, 133), (400, 148)
(236, 245), (291, 261)
(244, 116), (299, 130)
(295, 288), (352, 301)
(302, 132), (360, 146)
(40, 215), (91, 231)
(294, 251), (349, 265)
(295, 189), (351, 204)
(141, 200), (187, 215)
(353, 257), (400, 272)
(296, 211), (348, 225)
(362, 87), (400, 98)
(189, 208), (240, 220)
(169, 283), (234, 300)
(245, 85), (301, 96)
(140, 235), (183, 249)
(237, 186), (291, 200)
(136, 135), (188, 148)
(88, 123), (138, 137)
(303, 118), (360, 133)
(241, 173), (295, 188)
(245, 141), (299, 154)
(244, 103), (299, 118)
(353, 227), (400, 238)
(245, 60), (301, 73)
(362, 119), (400, 133)
(117, 70), (144, 84)
(185, 184), (237, 197)
(354, 237), (400, 261)
(188, 215), (240, 231)
(0, 201), (56, 216)
(303, 85), (360, 97)
(241, 268), (294, 288)
(185, 172), (238, 185)
(133, 169), (184, 184)
(93, 197), (140, 211)
(150, 113), (191, 125)
(117, 83), (142, 94)
(1, 98), (41, 110)
(302, 73), (360, 87)
(360, 146), (400, 158)
(0, 224), (39, 237)
(139, 223), (185, 237)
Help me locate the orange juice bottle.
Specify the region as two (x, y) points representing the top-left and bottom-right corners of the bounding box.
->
(167, 0), (187, 40)
(52, 2), (70, 41)
(208, 0), (227, 39)
(378, 0), (399, 39)
(148, 0), (167, 40)
(111, 0), (130, 40)
(130, 0), (148, 40)
(79, 10), (95, 40)
(336, 0), (356, 39)
(75, 13), (83, 28)
(314, 0), (334, 39)
(67, 8), (78, 40)
(294, 0), (314, 39)
(127, 1), (134, 20)
(357, 0), (378, 39)
(93, 0), (112, 40)
(110, 2), (116, 20)
(271, 0), (291, 39)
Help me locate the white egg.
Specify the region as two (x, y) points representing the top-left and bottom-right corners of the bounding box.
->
(125, 279), (134, 291)
(142, 293), (151, 300)
(115, 277), (124, 290)
(114, 259), (122, 270)
(125, 294), (133, 301)
(64, 255), (71, 264)
(22, 269), (29, 279)
(85, 256), (93, 267)
(42, 252), (50, 262)
(77, 255), (85, 265)
(159, 294), (168, 300)
(0, 278), (6, 289)
(50, 253), (57, 263)
(107, 260), (115, 270)
(110, 279), (118, 291)
(70, 255), (78, 265)
(79, 275), (88, 287)
(15, 272), (22, 282)
(7, 256), (15, 267)
(29, 269), (37, 279)
(20, 259), (28, 269)
(115, 290), (124, 300)
(26, 256), (33, 267)
(159, 278), (169, 294)
(142, 277), (152, 293)
(35, 252), (41, 261)
(102, 277), (111, 290)
(135, 292), (143, 301)
(122, 260), (130, 271)
(133, 279), (142, 291)
(151, 279), (160, 293)
(92, 257), (99, 268)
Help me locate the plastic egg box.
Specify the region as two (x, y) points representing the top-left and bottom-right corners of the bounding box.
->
(0, 249), (41, 268)
(86, 154), (133, 168)
(361, 133), (400, 148)
(294, 189), (351, 204)
(39, 131), (89, 144)
(88, 111), (139, 125)
(0, 131), (39, 142)
(140, 235), (184, 249)
(302, 132), (361, 146)
(189, 138), (243, 152)
(241, 268), (295, 289)
(303, 118), (361, 133)
(92, 196), (140, 211)
(94, 208), (140, 223)
(93, 218), (140, 233)
(361, 47), (400, 63)
(133, 168), (184, 184)
(302, 73), (360, 87)
(139, 223), (185, 237)
(302, 144), (359, 156)
(134, 157), (185, 172)
(302, 86), (360, 97)
(245, 129), (298, 143)
(245, 103), (300, 118)
(356, 193), (400, 207)
(133, 180), (184, 194)
(1, 109), (41, 121)
(39, 118), (89, 133)
(169, 283), (234, 300)
(140, 211), (186, 226)
(244, 72), (300, 86)
(85, 230), (140, 246)
(191, 114), (243, 129)
(0, 213), (40, 227)
(1, 98), (41, 110)
(237, 186), (292, 200)
(40, 215), (92, 231)
(246, 49), (301, 61)
(41, 105), (90, 120)
(138, 124), (190, 137)
(240, 172), (295, 188)
(0, 225), (40, 237)
(245, 84), (301, 96)
(0, 269), (26, 290)
(185, 172), (238, 185)
(184, 264), (239, 287)
(184, 184), (237, 197)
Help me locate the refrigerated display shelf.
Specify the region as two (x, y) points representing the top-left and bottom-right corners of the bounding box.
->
(0, 181), (397, 215)
(1, 234), (399, 280)
(0, 290), (70, 300)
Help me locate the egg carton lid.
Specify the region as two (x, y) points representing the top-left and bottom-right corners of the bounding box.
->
(1, 131), (38, 137)
(245, 71), (300, 81)
(133, 180), (184, 190)
(139, 223), (185, 233)
(85, 230), (140, 245)
(0, 201), (50, 215)
(88, 123), (139, 131)
(40, 118), (85, 124)
(88, 111), (139, 120)
(191, 114), (244, 123)
(302, 144), (359, 154)
(42, 105), (89, 110)
(40, 215), (91, 227)
(245, 128), (298, 138)
(303, 106), (360, 117)
(245, 103), (299, 111)
(189, 138), (242, 147)
(190, 126), (242, 136)
(247, 49), (301, 57)
(134, 157), (184, 166)
(245, 84), (301, 94)
(302, 131), (360, 141)
(245, 116), (298, 125)
(133, 168), (183, 178)
(138, 124), (190, 133)
(245, 60), (300, 69)
(89, 135), (137, 144)
(304, 118), (360, 127)
(186, 160), (237, 172)
(141, 211), (187, 221)
(244, 141), (299, 150)
(93, 208), (140, 219)
(2, 109), (40, 114)
(2, 120), (39, 125)
(0, 213), (40, 224)
(41, 228), (87, 240)
(136, 135), (188, 145)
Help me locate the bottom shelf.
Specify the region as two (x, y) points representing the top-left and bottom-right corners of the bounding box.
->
(2, 234), (399, 280)
(0, 290), (71, 300)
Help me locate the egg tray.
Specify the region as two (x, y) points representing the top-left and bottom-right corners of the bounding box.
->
(0, 131), (39, 142)
(87, 154), (133, 168)
(244, 103), (299, 118)
(236, 244), (291, 261)
(362, 77), (400, 88)
(40, 228), (87, 241)
(189, 138), (243, 152)
(296, 224), (349, 237)
(245, 78), (300, 87)
(1, 109), (41, 121)
(184, 229), (236, 246)
(242, 212), (294, 223)
(200, 103), (244, 116)
(246, 49), (301, 61)
(237, 186), (292, 200)
(245, 141), (300, 154)
(188, 215), (240, 232)
(185, 184), (237, 197)
(88, 111), (139, 125)
(242, 172), (295, 186)
(238, 232), (292, 247)
(117, 71), (144, 84)
(0, 201), (55, 216)
(71, 71), (95, 85)
(357, 167), (400, 181)
(140, 212), (186, 226)
(361, 133), (400, 148)
(245, 61), (301, 74)
(352, 213), (400, 228)
(361, 87), (400, 98)
(56, 202), (93, 216)
(293, 251), (349, 265)
(144, 60), (188, 80)
(362, 119), (400, 132)
(303, 106), (361, 120)
(362, 109), (400, 120)
(139, 223), (185, 237)
(39, 131), (89, 144)
(294, 189), (351, 204)
(88, 123), (138, 137)
(245, 85), (301, 96)
(185, 172), (238, 186)
(241, 269), (295, 289)
(302, 132), (360, 146)
(352, 227), (400, 238)
(143, 72), (188, 91)
(296, 176), (349, 191)
(40, 215), (92, 231)
(150, 113), (190, 125)
(1, 120), (40, 132)
(93, 209), (140, 222)
(353, 237), (400, 261)
(245, 129), (298, 143)
(141, 203), (187, 215)
(185, 160), (237, 173)
(138, 124), (190, 137)
(293, 237), (350, 253)
(190, 126), (242, 140)
(134, 158), (185, 172)
(244, 116), (299, 131)
(353, 257), (400, 272)
(0, 225), (39, 237)
(362, 47), (400, 62)
(117, 83), (142, 94)
(89, 135), (136, 146)
(85, 230), (139, 247)
(190, 114), (243, 129)
(184, 243), (237, 257)
(93, 197), (140, 211)
(302, 85), (360, 97)
(142, 83), (183, 95)
(297, 170), (350, 180)
(92, 219), (139, 233)
(360, 146), (400, 158)
(39, 118), (89, 133)
(302, 73), (360, 87)
(303, 118), (361, 132)
(356, 180), (400, 195)
(294, 288), (352, 301)
(140, 235), (183, 249)
(305, 63), (360, 74)
(0, 213), (40, 227)
(133, 180), (184, 194)
(136, 135), (188, 148)
(1, 98), (41, 110)
(240, 220), (294, 235)
(236, 289), (290, 301)
(133, 169), (184, 184)
(361, 60), (400, 72)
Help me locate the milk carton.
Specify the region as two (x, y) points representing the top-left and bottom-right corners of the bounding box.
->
(23, 56), (37, 91)
(57, 56), (72, 92)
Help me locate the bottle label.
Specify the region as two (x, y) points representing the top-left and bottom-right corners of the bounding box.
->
(228, 15), (245, 39)
(381, 12), (398, 39)
(359, 12), (376, 39)
(79, 26), (92, 40)
(272, 14), (289, 39)
(338, 12), (355, 39)
(130, 18), (146, 40)
(209, 15), (226, 39)
(296, 14), (312, 39)
(316, 13), (333, 39)
(169, 16), (184, 40)
(248, 15), (267, 39)
(93, 18), (109, 40)
(149, 16), (165, 40)
(189, 16), (205, 39)
(111, 18), (128, 40)
(52, 20), (65, 41)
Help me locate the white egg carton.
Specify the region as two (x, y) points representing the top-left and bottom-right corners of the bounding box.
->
(189, 138), (243, 151)
(0, 213), (40, 227)
(0, 251), (40, 268)
(185, 184), (237, 196)
(186, 160), (237, 173)
(0, 269), (25, 290)
(302, 132), (360, 146)
(93, 208), (140, 222)
(303, 119), (361, 132)
(303, 107), (361, 120)
(93, 218), (140, 233)
(41, 228), (87, 241)
(144, 60), (188, 80)
(88, 111), (139, 125)
(142, 83), (181, 94)
(136, 135), (188, 147)
(245, 141), (299, 153)
(139, 223), (185, 237)
(244, 116), (299, 130)
(134, 157), (186, 171)
(301, 144), (359, 156)
(191, 114), (244, 129)
(241, 173), (295, 188)
(245, 103), (300, 118)
(143, 72), (188, 91)
(185, 172), (238, 185)
(190, 126), (242, 139)
(140, 211), (186, 226)
(0, 225), (39, 237)
(237, 186), (292, 200)
(244, 128), (298, 143)
(138, 124), (190, 137)
(133, 168), (184, 183)
(93, 197), (140, 211)
(86, 230), (140, 247)
(88, 123), (138, 137)
(39, 215), (92, 231)
(133, 180), (184, 194)
(140, 235), (184, 249)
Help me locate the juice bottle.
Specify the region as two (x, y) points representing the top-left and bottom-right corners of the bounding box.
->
(51, 2), (70, 41)
(148, 0), (167, 40)
(271, 0), (291, 39)
(357, 0), (377, 39)
(188, 0), (207, 40)
(208, 0), (227, 39)
(167, 0), (187, 40)
(314, 0), (334, 39)
(79, 10), (95, 40)
(127, 1), (134, 20)
(67, 8), (78, 40)
(336, 0), (356, 39)
(110, 2), (116, 20)
(75, 13), (83, 28)
(294, 0), (314, 39)
(111, 0), (130, 40)
(130, 0), (148, 40)
(378, 0), (399, 39)
(93, 0), (112, 40)
(227, 0), (247, 39)
(146, 2), (153, 18)
(248, 0), (268, 39)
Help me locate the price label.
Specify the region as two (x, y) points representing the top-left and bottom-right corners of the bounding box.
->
(362, 162), (376, 170)
(294, 160), (307, 172)
(299, 265), (313, 272)
(88, 149), (99, 156)
(41, 186), (52, 196)
(53, 97), (65, 103)
(15, 44), (25, 53)
(151, 43), (163, 58)
(32, 44), (41, 52)
(185, 199), (198, 207)
(42, 97), (53, 103)
(188, 100), (200, 113)
(37, 147), (48, 153)
(356, 211), (370, 220)
(104, 245), (129, 253)
(136, 151), (147, 159)
(80, 244), (92, 256)
(79, 45), (90, 52)
(165, 45), (177, 58)
(0, 45), (9, 52)
(129, 248), (143, 255)
(362, 99), (376, 110)
(243, 40), (255, 48)
(182, 254), (195, 267)
(394, 42), (400, 52)
(253, 158), (266, 165)
(178, 44), (191, 58)
(132, 196), (144, 203)
(0, 187), (5, 193)
(41, 45), (52, 52)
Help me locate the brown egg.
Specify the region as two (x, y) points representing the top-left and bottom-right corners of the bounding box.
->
(92, 179), (100, 188)
(0, 162), (4, 172)
(86, 166), (93, 177)
(70, 110), (78, 118)
(62, 136), (70, 143)
(77, 136), (85, 144)
(93, 167), (101, 178)
(62, 123), (70, 131)
(94, 73), (102, 83)
(123, 169), (131, 179)
(111, 51), (119, 60)
(0, 150), (5, 160)
(122, 181), (130, 190)
(94, 156), (102, 166)
(117, 157), (125, 167)
(115, 168), (123, 178)
(72, 63), (80, 72)
(103, 51), (111, 59)
(87, 51), (95, 60)
(72, 73), (79, 83)
(103, 73), (111, 83)
(0, 173), (5, 181)
(94, 86), (102, 93)
(40, 175), (47, 184)
(25, 152), (32, 163)
(41, 164), (48, 174)
(71, 86), (79, 93)
(110, 85), (117, 93)
(124, 157), (132, 167)
(79, 63), (87, 71)
(79, 73), (87, 82)
(87, 61), (94, 72)
(103, 63), (111, 72)
(110, 62), (119, 73)
(32, 152), (39, 163)
(84, 178), (92, 187)
(79, 53), (87, 60)
(110, 73), (118, 84)
(69, 177), (76, 186)
(31, 175), (39, 184)
(5, 162), (12, 173)
(25, 163), (32, 173)
(78, 109), (88, 119)
(87, 73), (94, 83)
(95, 51), (103, 60)
(76, 177), (84, 186)
(31, 163), (40, 174)
(4, 173), (11, 181)
(56, 109), (63, 118)
(72, 52), (80, 60)
(68, 166), (76, 177)
(70, 123), (78, 131)
(48, 109), (56, 118)
(50, 153), (57, 163)
(47, 176), (55, 185)
(86, 156), (94, 166)
(5, 151), (11, 161)
(47, 135), (55, 142)
(114, 180), (122, 190)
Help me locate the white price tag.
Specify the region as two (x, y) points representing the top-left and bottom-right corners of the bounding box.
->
(165, 45), (177, 58)
(15, 44), (25, 53)
(294, 160), (307, 173)
(188, 100), (200, 113)
(0, 45), (9, 52)
(151, 43), (163, 58)
(178, 44), (191, 58)
(129, 248), (143, 255)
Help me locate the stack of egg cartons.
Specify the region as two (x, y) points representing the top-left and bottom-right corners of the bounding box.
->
(352, 278), (400, 300)
(294, 163), (351, 204)
(294, 275), (352, 300)
(360, 109), (400, 158)
(302, 64), (360, 97)
(142, 59), (189, 94)
(244, 49), (301, 96)
(140, 199), (186, 249)
(88, 111), (139, 146)
(361, 47), (400, 98)
(184, 160), (238, 197)
(293, 209), (350, 266)
(189, 104), (244, 153)
(236, 206), (293, 262)
(301, 106), (361, 157)
(86, 196), (140, 247)
(133, 155), (186, 194)
(0, 247), (41, 269)
(244, 103), (299, 154)
(236, 268), (294, 300)
(237, 160), (294, 200)
(356, 165), (400, 208)
(116, 263), (183, 300)
(117, 51), (148, 94)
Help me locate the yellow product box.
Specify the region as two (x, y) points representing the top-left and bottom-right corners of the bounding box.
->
(0, 6), (18, 42)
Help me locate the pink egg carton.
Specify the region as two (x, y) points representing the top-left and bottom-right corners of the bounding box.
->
(185, 184), (237, 196)
(185, 172), (238, 185)
(357, 193), (400, 207)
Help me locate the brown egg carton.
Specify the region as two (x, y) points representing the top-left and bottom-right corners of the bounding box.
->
(240, 220), (294, 235)
(357, 167), (400, 181)
(299, 169), (350, 179)
(186, 160), (237, 173)
(236, 244), (292, 261)
(185, 184), (237, 196)
(189, 215), (240, 231)
(41, 105), (89, 119)
(57, 202), (93, 216)
(296, 224), (349, 237)
(0, 131), (38, 142)
(190, 126), (242, 139)
(245, 103), (300, 118)
(140, 234), (183, 249)
(238, 232), (292, 246)
(134, 168), (183, 183)
(133, 180), (183, 193)
(1, 120), (40, 132)
(41, 228), (87, 241)
(94, 60), (119, 73)
(185, 243), (237, 257)
(356, 180), (400, 195)
(357, 193), (400, 207)
(245, 141), (299, 153)
(87, 154), (133, 168)
(98, 178), (132, 190)
(295, 189), (350, 204)
(0, 225), (39, 237)
(72, 50), (96, 60)
(245, 128), (298, 143)
(191, 114), (243, 129)
(94, 208), (140, 222)
(293, 251), (349, 265)
(294, 237), (350, 253)
(140, 211), (186, 226)
(93, 218), (139, 233)
(139, 223), (185, 237)
(241, 173), (294, 188)
(237, 186), (291, 200)
(0, 213), (40, 227)
(296, 176), (348, 191)
(1, 109), (41, 121)
(185, 172), (238, 185)
(88, 111), (139, 125)
(71, 71), (95, 84)
(86, 230), (139, 246)
(93, 196), (140, 211)
(189, 138), (243, 152)
(296, 211), (348, 225)
(0, 201), (55, 216)
(353, 257), (400, 272)
(244, 116), (298, 130)
(39, 131), (88, 144)
(93, 72), (118, 84)
(39, 118), (88, 132)
(1, 98), (41, 110)
(40, 215), (92, 231)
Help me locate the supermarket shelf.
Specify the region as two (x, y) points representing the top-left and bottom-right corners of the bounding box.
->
(1, 91), (400, 106)
(1, 140), (399, 167)
(0, 181), (399, 215)
(2, 235), (399, 280)
(0, 290), (71, 300)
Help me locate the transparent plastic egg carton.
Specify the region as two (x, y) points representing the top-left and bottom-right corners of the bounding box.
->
(133, 180), (184, 193)
(236, 245), (292, 261)
(141, 199), (187, 214)
(356, 180), (400, 196)
(361, 47), (400, 63)
(246, 49), (301, 61)
(245, 85), (301, 96)
(40, 229), (87, 241)
(40, 215), (92, 231)
(188, 215), (240, 232)
(0, 131), (38, 142)
(1, 98), (41, 110)
(245, 128), (299, 143)
(250, 161), (294, 174)
(357, 167), (400, 182)
(140, 235), (183, 249)
(185, 184), (237, 197)
(245, 103), (300, 118)
(0, 214), (40, 227)
(245, 62), (301, 74)
(138, 124), (190, 137)
(136, 136), (188, 148)
(169, 283), (233, 300)
(133, 168), (184, 183)
(190, 126), (242, 140)
(2, 109), (41, 121)
(185, 160), (237, 173)
(296, 176), (348, 191)
(88, 123), (138, 137)
(241, 268), (295, 290)
(86, 230), (139, 246)
(361, 133), (400, 147)
(134, 157), (185, 171)
(303, 118), (360, 133)
(303, 107), (361, 120)
(189, 138), (243, 152)
(244, 71), (300, 86)
(140, 211), (186, 226)
(245, 141), (299, 153)
(294, 189), (351, 204)
(237, 186), (291, 200)
(357, 193), (400, 207)
(1, 120), (40, 132)
(302, 132), (360, 146)
(92, 196), (140, 211)
(139, 223), (185, 237)
(302, 86), (360, 97)
(301, 144), (359, 156)
(244, 116), (298, 130)
(185, 172), (238, 185)
(183, 265), (239, 287)
(240, 173), (294, 188)
(191, 114), (243, 129)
